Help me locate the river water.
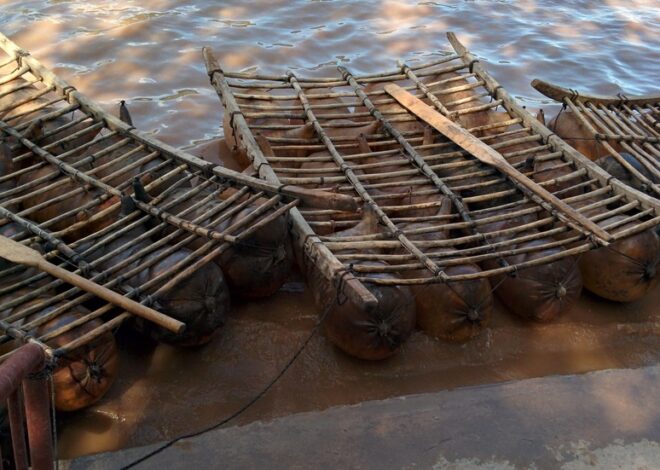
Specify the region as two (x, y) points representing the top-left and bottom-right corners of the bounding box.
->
(2, 0), (659, 151)
(0, 0), (659, 459)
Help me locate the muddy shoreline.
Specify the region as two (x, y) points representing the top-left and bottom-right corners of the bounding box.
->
(57, 260), (659, 458)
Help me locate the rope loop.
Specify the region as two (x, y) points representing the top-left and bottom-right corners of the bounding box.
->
(227, 111), (244, 147)
(14, 49), (29, 68)
(206, 67), (223, 79)
(338, 66), (350, 81)
(301, 234), (323, 266)
(143, 294), (156, 307)
(587, 234), (600, 248)
(605, 174), (616, 187)
(255, 160), (271, 174)
(552, 103), (567, 133)
(78, 260), (92, 278)
(126, 285), (140, 299)
(447, 110), (460, 121)
(27, 356), (58, 380)
(616, 92), (629, 104)
(202, 162), (215, 179)
(61, 85), (76, 98)
(508, 264), (518, 278)
(542, 132), (556, 146)
(229, 110), (242, 125)
(334, 267), (352, 306)
(468, 59), (480, 73)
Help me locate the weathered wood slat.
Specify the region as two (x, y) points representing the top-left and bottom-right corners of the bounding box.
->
(384, 83), (613, 244)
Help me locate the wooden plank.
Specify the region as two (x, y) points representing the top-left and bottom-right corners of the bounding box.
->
(0, 235), (185, 334)
(446, 32), (660, 216)
(384, 83), (613, 244)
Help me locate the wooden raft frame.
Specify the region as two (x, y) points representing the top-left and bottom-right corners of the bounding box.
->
(532, 78), (659, 197)
(0, 33), (354, 360)
(204, 33), (659, 310)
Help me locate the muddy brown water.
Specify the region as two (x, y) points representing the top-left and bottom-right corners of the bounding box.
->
(0, 0), (658, 459)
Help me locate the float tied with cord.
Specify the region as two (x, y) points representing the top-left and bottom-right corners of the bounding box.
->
(0, 26), (657, 470)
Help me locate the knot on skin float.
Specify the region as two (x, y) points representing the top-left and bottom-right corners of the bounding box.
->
(467, 309), (480, 322)
(377, 320), (392, 339)
(644, 263), (656, 281)
(555, 284), (567, 299)
(205, 295), (217, 312)
(87, 361), (104, 382)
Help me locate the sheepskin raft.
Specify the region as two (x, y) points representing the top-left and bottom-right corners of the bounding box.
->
(0, 32), (355, 362)
(205, 31), (659, 343)
(532, 79), (659, 197)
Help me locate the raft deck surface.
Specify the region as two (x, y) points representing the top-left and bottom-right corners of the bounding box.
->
(532, 79), (660, 197)
(207, 32), (659, 309)
(0, 33), (353, 361)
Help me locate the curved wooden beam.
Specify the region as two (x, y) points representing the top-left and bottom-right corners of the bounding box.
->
(0, 32), (358, 212)
(447, 32), (660, 214)
(531, 79), (659, 106)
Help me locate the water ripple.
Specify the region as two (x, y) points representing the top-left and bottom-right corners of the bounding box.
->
(0, 0), (656, 148)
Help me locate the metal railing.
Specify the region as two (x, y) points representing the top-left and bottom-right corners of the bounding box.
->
(0, 343), (54, 470)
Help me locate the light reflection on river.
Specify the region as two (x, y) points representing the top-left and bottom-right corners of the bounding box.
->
(1, 0), (658, 151)
(0, 0), (658, 459)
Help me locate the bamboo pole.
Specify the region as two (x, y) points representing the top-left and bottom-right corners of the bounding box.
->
(222, 53), (460, 83)
(287, 70), (454, 280)
(565, 99), (660, 194)
(0, 164), (277, 348)
(385, 83), (614, 244)
(0, 235), (184, 333)
(203, 46), (377, 310)
(0, 33), (356, 212)
(448, 32), (659, 219)
(2, 178), (277, 345)
(532, 79), (659, 106)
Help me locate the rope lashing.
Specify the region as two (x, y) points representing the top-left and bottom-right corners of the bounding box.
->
(255, 160), (272, 174)
(206, 67), (223, 79)
(334, 266), (353, 306)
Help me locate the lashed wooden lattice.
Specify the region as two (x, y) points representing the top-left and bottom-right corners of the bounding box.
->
(0, 33), (357, 360)
(205, 33), (659, 310)
(532, 79), (659, 197)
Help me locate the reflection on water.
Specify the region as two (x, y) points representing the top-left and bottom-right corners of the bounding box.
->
(0, 0), (658, 459)
(1, 1), (658, 150)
